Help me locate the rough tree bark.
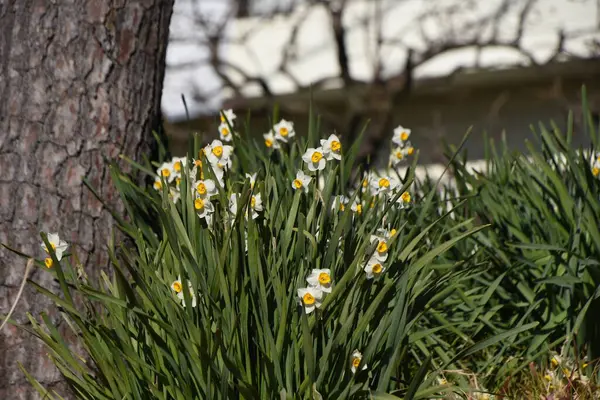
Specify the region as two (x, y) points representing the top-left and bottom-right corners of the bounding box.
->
(0, 1), (174, 398)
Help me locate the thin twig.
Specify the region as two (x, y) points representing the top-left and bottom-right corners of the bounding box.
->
(0, 258), (34, 332)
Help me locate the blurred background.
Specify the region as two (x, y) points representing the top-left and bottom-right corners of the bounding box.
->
(160, 0), (600, 166)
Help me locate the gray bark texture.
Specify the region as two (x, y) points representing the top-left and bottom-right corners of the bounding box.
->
(0, 0), (174, 398)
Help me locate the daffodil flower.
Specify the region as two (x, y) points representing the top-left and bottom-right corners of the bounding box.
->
(229, 193), (261, 220)
(592, 153), (600, 177)
(332, 195), (350, 211)
(350, 200), (363, 215)
(376, 228), (397, 240)
(390, 147), (411, 166)
(41, 233), (68, 268)
(297, 287), (323, 314)
(245, 173), (257, 189)
(350, 350), (367, 373)
(263, 130), (280, 149)
(208, 162), (226, 187)
(364, 256), (386, 279)
(193, 179), (218, 199)
(369, 175), (399, 196)
(153, 176), (163, 191)
(171, 157), (187, 176)
(250, 193), (263, 219)
(392, 125), (411, 146)
(157, 161), (176, 183)
(205, 140), (233, 169)
(302, 147), (327, 171)
(220, 109), (236, 124)
(395, 191), (411, 209)
(194, 196), (215, 220)
(306, 269), (332, 293)
(320, 134), (342, 161)
(169, 187), (181, 204)
(171, 278), (197, 308)
(437, 377), (448, 385)
(273, 119), (295, 143)
(291, 170), (312, 193)
(370, 235), (390, 262)
(229, 193), (240, 216)
(218, 122), (234, 142)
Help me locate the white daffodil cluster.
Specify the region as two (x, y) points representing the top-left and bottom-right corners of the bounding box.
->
(297, 268), (332, 314)
(366, 173), (411, 209)
(40, 232), (68, 269)
(171, 277), (197, 308)
(592, 152), (600, 178)
(363, 228), (397, 279)
(218, 109), (236, 142)
(152, 118), (415, 320)
(390, 124), (415, 167)
(301, 134), (342, 172)
(154, 156), (189, 203)
(263, 119), (296, 149)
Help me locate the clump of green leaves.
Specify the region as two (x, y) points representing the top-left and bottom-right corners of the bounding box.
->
(3, 89), (600, 399)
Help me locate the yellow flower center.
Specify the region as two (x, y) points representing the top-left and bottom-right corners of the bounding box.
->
(583, 363), (588, 369)
(279, 127), (288, 137)
(395, 151), (403, 160)
(265, 138), (273, 148)
(154, 180), (162, 190)
(318, 272), (331, 285)
(378, 178), (390, 188)
(355, 204), (362, 214)
(293, 179), (303, 189)
(303, 293), (315, 305)
(390, 229), (397, 237)
(221, 127), (229, 136)
(174, 161), (182, 172)
(407, 147), (414, 156)
(194, 198), (205, 210)
(311, 152), (323, 163)
(197, 182), (207, 195)
(331, 140), (341, 152)
(352, 357), (361, 368)
(340, 203), (345, 211)
(372, 263), (383, 274)
(593, 167), (600, 177)
(44, 257), (53, 268)
(172, 281), (182, 293)
(251, 196), (256, 208)
(175, 177), (181, 186)
(362, 178), (368, 188)
(43, 243), (57, 253)
(400, 132), (409, 141)
(212, 146), (223, 157)
(401, 192), (411, 203)
(220, 114), (226, 123)
(544, 374), (552, 382)
(161, 168), (170, 178)
(194, 159), (202, 167)
(551, 357), (559, 368)
(377, 241), (388, 253)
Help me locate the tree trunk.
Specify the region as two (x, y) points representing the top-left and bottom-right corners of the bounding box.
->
(0, 1), (174, 398)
